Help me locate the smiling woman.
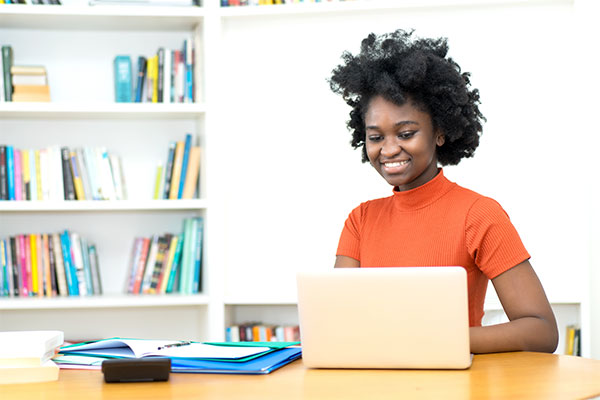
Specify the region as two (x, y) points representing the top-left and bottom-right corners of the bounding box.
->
(328, 29), (558, 354)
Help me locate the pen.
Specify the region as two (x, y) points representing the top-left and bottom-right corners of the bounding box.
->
(157, 341), (192, 351)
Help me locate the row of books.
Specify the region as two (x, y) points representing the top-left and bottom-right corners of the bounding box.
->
(115, 39), (196, 104)
(221, 0), (355, 5)
(0, 231), (103, 298)
(154, 133), (201, 200)
(565, 324), (581, 356)
(124, 216), (203, 295)
(225, 323), (301, 342)
(0, 145), (126, 201)
(0, 1), (61, 4)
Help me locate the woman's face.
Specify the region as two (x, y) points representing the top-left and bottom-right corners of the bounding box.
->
(364, 96), (444, 191)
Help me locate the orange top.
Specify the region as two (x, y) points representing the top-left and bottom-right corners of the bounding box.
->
(336, 169), (530, 326)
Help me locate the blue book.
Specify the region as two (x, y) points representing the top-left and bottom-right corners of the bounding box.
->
(6, 145), (15, 201)
(177, 133), (192, 199)
(60, 231), (79, 296)
(114, 55), (133, 103)
(165, 234), (184, 293)
(162, 142), (176, 200)
(192, 217), (203, 293)
(134, 56), (147, 103)
(80, 237), (94, 295)
(171, 347), (302, 374)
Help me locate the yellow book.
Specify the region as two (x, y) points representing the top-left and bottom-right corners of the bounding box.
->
(159, 236), (178, 294)
(37, 234), (44, 298)
(565, 325), (575, 355)
(153, 162), (163, 200)
(70, 151), (85, 200)
(151, 55), (159, 103)
(168, 141), (185, 200)
(0, 360), (59, 384)
(35, 150), (42, 200)
(22, 149), (30, 200)
(182, 146), (201, 199)
(30, 233), (39, 296)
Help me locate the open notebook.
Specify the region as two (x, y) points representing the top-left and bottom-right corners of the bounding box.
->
(297, 267), (472, 369)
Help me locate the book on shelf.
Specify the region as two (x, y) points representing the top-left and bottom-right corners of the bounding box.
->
(0, 231), (102, 298)
(124, 217), (202, 295)
(130, 37), (196, 105)
(155, 134), (200, 200)
(114, 55), (133, 103)
(10, 65), (51, 102)
(88, 0), (200, 6)
(565, 325), (581, 356)
(0, 330), (63, 384)
(2, 45), (13, 102)
(225, 323), (300, 343)
(0, 144), (125, 202)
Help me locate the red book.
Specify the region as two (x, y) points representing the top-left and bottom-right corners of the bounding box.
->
(132, 238), (151, 294)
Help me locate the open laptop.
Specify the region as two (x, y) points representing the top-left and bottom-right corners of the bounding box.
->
(296, 267), (472, 369)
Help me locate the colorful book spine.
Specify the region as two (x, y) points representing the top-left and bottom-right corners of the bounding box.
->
(182, 146), (201, 199)
(132, 238), (150, 294)
(157, 235), (177, 294)
(42, 234), (51, 297)
(0, 146), (7, 200)
(30, 234), (39, 296)
(134, 56), (147, 103)
(192, 217), (204, 293)
(126, 237), (143, 294)
(2, 45), (13, 101)
(60, 231), (79, 296)
(168, 141), (185, 200)
(153, 162), (163, 200)
(13, 149), (22, 201)
(114, 55), (133, 103)
(89, 244), (102, 295)
(52, 233), (68, 296)
(80, 237), (94, 295)
(18, 235), (28, 296)
(29, 149), (37, 201)
(162, 141), (176, 200)
(165, 234), (184, 294)
(6, 145), (15, 200)
(34, 150), (42, 201)
(70, 152), (86, 200)
(177, 133), (192, 199)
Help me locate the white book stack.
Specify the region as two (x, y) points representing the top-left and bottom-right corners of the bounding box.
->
(0, 330), (64, 385)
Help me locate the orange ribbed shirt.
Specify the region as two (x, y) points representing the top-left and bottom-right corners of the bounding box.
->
(336, 169), (530, 326)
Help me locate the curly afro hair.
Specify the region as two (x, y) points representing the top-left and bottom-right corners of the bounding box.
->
(329, 29), (485, 166)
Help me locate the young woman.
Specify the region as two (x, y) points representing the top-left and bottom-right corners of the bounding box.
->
(329, 29), (558, 354)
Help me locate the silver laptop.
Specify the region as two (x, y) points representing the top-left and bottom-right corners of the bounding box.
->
(296, 267), (472, 369)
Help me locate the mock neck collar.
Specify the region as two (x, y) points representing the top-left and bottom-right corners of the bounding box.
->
(392, 169), (455, 211)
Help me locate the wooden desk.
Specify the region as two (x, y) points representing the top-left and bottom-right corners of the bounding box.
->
(2, 352), (600, 399)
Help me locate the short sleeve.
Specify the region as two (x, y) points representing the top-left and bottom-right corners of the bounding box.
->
(336, 204), (363, 261)
(465, 197), (530, 279)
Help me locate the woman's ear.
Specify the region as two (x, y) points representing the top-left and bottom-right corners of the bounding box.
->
(436, 132), (445, 147)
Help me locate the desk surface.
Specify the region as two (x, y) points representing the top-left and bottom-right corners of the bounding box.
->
(1, 352), (600, 399)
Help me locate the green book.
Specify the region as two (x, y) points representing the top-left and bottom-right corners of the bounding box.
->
(2, 45), (13, 102)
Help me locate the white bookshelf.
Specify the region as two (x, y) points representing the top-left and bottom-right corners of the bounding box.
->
(0, 0), (593, 357)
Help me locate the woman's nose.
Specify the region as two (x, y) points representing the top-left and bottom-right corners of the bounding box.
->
(381, 137), (401, 158)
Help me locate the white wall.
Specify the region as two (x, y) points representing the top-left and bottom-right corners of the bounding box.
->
(213, 1), (597, 355)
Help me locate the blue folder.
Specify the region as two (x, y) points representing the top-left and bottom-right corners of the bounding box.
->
(171, 347), (302, 375)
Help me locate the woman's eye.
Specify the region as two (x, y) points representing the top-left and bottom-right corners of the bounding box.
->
(398, 131), (416, 139)
(367, 135), (383, 142)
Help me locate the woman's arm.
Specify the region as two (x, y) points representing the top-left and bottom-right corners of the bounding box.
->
(470, 260), (558, 354)
(334, 255), (360, 268)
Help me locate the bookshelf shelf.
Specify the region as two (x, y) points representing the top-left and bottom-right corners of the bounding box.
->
(0, 102), (206, 119)
(0, 5), (205, 30)
(0, 199), (208, 212)
(0, 294), (210, 310)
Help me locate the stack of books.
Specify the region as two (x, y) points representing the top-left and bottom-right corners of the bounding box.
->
(11, 65), (51, 102)
(0, 330), (63, 384)
(56, 337), (301, 375)
(0, 231), (103, 298)
(0, 145), (126, 201)
(154, 133), (200, 200)
(124, 216), (202, 295)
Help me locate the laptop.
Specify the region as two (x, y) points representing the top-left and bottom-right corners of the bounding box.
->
(296, 267), (472, 369)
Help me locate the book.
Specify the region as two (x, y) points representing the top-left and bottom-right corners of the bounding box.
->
(2, 45), (13, 101)
(11, 74), (47, 86)
(70, 151), (86, 200)
(162, 141), (176, 199)
(10, 65), (47, 75)
(153, 161), (163, 200)
(6, 145), (15, 200)
(12, 84), (51, 102)
(192, 217), (203, 293)
(132, 237), (150, 294)
(181, 146), (201, 199)
(0, 330), (64, 366)
(109, 153), (126, 200)
(125, 237), (143, 293)
(165, 233), (184, 293)
(177, 133), (192, 199)
(30, 233), (39, 296)
(89, 244), (102, 295)
(114, 55), (133, 103)
(70, 232), (87, 296)
(0, 360), (59, 384)
(60, 230), (79, 296)
(157, 47), (164, 102)
(134, 56), (147, 103)
(51, 232), (68, 296)
(13, 149), (22, 201)
(0, 146), (6, 200)
(141, 235), (159, 293)
(157, 235), (178, 293)
(148, 234), (170, 293)
(168, 141), (185, 199)
(61, 147), (75, 200)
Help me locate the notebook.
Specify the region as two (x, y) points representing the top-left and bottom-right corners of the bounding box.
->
(296, 267), (472, 369)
